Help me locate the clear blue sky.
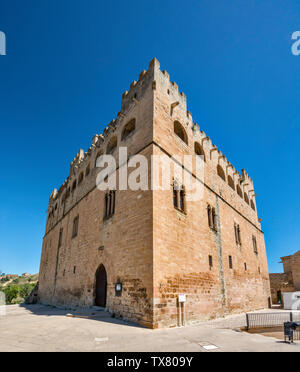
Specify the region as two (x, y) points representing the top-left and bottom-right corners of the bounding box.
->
(0, 0), (299, 275)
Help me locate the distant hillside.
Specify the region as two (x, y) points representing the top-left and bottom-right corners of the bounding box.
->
(0, 274), (39, 304)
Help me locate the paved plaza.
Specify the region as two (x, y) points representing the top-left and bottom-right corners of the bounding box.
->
(0, 304), (299, 352)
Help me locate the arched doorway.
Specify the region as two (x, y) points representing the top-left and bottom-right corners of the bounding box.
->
(95, 264), (107, 307)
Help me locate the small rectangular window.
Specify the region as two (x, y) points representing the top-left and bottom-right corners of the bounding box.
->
(244, 262), (247, 271)
(73, 266), (76, 274)
(209, 255), (213, 269)
(229, 255), (233, 269)
(253, 236), (258, 255)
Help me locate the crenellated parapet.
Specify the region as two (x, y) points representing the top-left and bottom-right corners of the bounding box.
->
(46, 58), (159, 228)
(150, 58), (257, 213)
(190, 123), (256, 210)
(46, 57), (258, 230)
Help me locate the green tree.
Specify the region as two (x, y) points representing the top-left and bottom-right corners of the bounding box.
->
(19, 283), (35, 299)
(3, 285), (20, 304)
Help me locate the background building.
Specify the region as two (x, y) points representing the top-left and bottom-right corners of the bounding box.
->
(270, 250), (300, 304)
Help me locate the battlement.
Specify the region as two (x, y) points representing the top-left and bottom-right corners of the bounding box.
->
(150, 59), (255, 195)
(47, 58), (257, 220)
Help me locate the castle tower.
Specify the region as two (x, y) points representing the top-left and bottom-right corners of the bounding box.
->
(38, 59), (271, 328)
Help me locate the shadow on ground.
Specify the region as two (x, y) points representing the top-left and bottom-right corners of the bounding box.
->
(19, 303), (145, 329)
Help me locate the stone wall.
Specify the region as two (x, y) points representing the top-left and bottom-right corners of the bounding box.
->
(39, 61), (156, 327)
(152, 59), (270, 328)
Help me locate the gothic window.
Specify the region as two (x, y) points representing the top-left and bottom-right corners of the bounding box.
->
(104, 190), (116, 219)
(207, 205), (217, 231)
(173, 185), (178, 208)
(173, 182), (185, 213)
(179, 188), (185, 212)
(72, 216), (79, 238)
(250, 199), (256, 211)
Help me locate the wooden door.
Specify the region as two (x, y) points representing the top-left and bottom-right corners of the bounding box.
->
(95, 264), (107, 307)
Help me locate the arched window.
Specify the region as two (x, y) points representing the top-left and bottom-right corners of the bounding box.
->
(121, 119), (136, 141)
(228, 175), (235, 190)
(85, 163), (90, 176)
(95, 151), (103, 168)
(174, 121), (188, 145)
(194, 142), (206, 161)
(78, 172), (84, 184)
(244, 192), (249, 204)
(72, 180), (77, 192)
(217, 165), (225, 181)
(106, 136), (117, 154)
(237, 185), (243, 198)
(250, 199), (256, 211)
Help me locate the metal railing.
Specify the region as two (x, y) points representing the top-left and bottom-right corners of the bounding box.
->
(246, 312), (300, 340)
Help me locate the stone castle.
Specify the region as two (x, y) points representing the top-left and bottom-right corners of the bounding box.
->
(38, 58), (271, 328)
